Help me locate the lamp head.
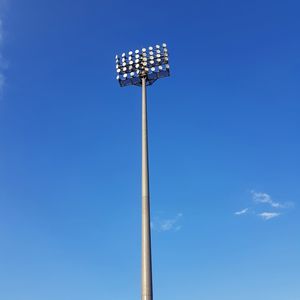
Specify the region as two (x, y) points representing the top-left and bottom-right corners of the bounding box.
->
(115, 42), (170, 87)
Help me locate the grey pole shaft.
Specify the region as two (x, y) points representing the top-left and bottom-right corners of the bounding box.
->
(141, 76), (153, 300)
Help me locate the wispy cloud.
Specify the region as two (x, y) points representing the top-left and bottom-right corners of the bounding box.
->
(234, 190), (294, 221)
(234, 208), (248, 215)
(258, 212), (281, 220)
(151, 213), (183, 232)
(251, 191), (283, 208)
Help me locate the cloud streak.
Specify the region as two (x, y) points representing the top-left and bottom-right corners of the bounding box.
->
(251, 191), (283, 208)
(258, 212), (281, 220)
(234, 190), (294, 221)
(234, 208), (248, 215)
(151, 213), (183, 232)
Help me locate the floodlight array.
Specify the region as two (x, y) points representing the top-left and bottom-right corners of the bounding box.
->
(115, 43), (170, 87)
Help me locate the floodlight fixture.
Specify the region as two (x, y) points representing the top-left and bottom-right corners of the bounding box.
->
(114, 43), (171, 300)
(115, 43), (170, 87)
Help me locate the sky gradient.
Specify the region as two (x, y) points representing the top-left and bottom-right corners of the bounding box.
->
(0, 1), (299, 299)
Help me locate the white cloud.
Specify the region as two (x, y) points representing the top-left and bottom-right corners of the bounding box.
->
(234, 208), (248, 215)
(251, 191), (283, 208)
(234, 190), (294, 221)
(151, 213), (183, 232)
(258, 212), (281, 220)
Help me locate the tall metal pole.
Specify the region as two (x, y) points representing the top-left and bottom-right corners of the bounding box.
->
(115, 43), (170, 300)
(141, 76), (153, 300)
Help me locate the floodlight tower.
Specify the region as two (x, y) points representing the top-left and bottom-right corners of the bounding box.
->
(115, 43), (170, 300)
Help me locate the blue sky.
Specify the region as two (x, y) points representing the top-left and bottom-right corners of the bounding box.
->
(0, 0), (299, 299)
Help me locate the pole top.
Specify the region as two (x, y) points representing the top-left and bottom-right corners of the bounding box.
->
(115, 43), (170, 87)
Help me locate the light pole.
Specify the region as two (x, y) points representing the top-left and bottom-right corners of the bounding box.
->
(115, 43), (170, 300)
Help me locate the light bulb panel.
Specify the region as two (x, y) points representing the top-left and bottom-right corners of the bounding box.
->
(115, 42), (170, 87)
